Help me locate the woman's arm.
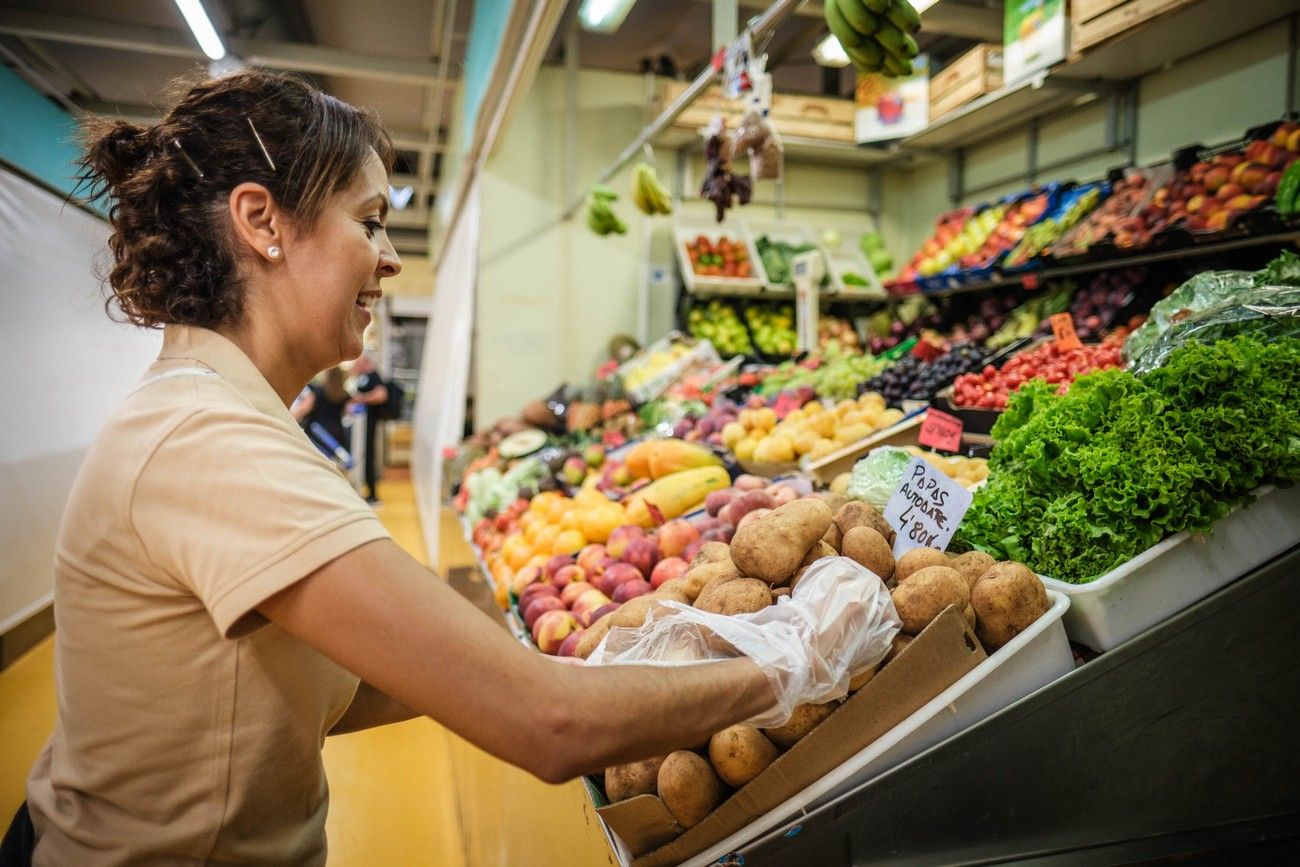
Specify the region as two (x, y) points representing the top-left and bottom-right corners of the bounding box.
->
(329, 681), (420, 735)
(259, 539), (775, 783)
(290, 388), (315, 421)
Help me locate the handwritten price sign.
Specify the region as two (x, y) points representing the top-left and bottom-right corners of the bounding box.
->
(917, 408), (964, 452)
(883, 457), (974, 557)
(1050, 313), (1082, 351)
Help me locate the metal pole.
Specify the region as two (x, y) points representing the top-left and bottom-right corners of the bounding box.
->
(558, 0), (809, 220)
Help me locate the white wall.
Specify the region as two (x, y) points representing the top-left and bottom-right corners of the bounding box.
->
(0, 170), (161, 629)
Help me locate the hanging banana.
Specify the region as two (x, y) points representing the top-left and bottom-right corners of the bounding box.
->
(825, 0), (922, 78)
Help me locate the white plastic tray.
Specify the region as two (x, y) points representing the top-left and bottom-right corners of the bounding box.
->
(679, 589), (1074, 867)
(674, 216), (768, 294)
(746, 219), (838, 293)
(1040, 485), (1300, 652)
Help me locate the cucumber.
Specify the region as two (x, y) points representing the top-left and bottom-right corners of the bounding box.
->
(1277, 161), (1300, 214)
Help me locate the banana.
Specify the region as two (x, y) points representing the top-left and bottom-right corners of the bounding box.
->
(887, 0), (922, 34)
(631, 168), (655, 216)
(863, 0), (890, 12)
(845, 38), (884, 73)
(824, 0), (866, 49)
(882, 51), (914, 77)
(875, 20), (916, 58)
(632, 162), (673, 216)
(836, 0), (882, 37)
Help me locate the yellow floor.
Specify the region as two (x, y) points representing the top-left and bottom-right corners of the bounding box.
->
(0, 474), (616, 866)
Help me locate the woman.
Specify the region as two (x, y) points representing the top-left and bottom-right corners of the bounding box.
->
(291, 366), (353, 464)
(15, 70), (873, 865)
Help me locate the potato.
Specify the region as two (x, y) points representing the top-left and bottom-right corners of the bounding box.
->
(818, 492), (850, 515)
(762, 702), (834, 749)
(609, 589), (690, 630)
(882, 633), (912, 666)
(770, 587), (791, 600)
(730, 499), (834, 584)
(848, 663), (879, 692)
(841, 526), (894, 583)
(689, 541), (732, 569)
(890, 565), (970, 635)
(708, 725), (779, 788)
(695, 577), (772, 616)
(659, 572), (708, 602)
(835, 501), (896, 546)
(821, 522), (844, 553)
(575, 616), (613, 659)
(605, 755), (665, 802)
(951, 551), (996, 590)
(787, 540), (838, 589)
(657, 751), (724, 829)
(963, 604), (976, 628)
(829, 472), (852, 495)
(972, 562), (1050, 649)
(895, 547), (950, 584)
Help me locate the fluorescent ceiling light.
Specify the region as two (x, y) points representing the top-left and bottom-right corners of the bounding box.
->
(578, 0), (638, 34)
(173, 0), (226, 61)
(812, 34), (850, 69)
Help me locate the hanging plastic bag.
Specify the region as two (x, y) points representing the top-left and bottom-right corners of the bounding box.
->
(585, 557), (901, 727)
(731, 69), (784, 181)
(1128, 285), (1300, 374)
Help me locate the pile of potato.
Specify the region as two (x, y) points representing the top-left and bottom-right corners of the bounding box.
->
(592, 495), (1053, 829)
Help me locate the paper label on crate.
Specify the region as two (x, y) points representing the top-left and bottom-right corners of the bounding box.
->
(884, 458), (974, 556)
(917, 408), (964, 453)
(1050, 313), (1082, 351)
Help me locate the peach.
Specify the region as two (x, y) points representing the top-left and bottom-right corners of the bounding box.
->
(519, 580), (559, 608)
(607, 525), (646, 560)
(523, 595), (565, 630)
(734, 474), (767, 491)
(1270, 123), (1296, 147)
(1204, 211), (1230, 232)
(533, 609), (579, 654)
(1287, 129), (1300, 153)
(589, 602), (621, 624)
(544, 554), (575, 580)
(595, 562), (643, 597)
(1203, 165), (1230, 193)
(650, 557), (689, 589)
(1258, 171), (1283, 197)
(576, 543), (608, 574)
(622, 537), (661, 579)
(656, 519), (701, 559)
(572, 589), (613, 618)
(557, 630), (585, 657)
(561, 581), (597, 607)
(701, 525), (734, 544)
(509, 565), (544, 597)
(1186, 194), (1207, 215)
(1238, 165), (1269, 193)
(552, 563), (586, 590)
(613, 579), (654, 603)
(1216, 182), (1244, 201)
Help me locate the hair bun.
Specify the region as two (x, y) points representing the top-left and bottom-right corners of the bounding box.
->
(84, 120), (152, 188)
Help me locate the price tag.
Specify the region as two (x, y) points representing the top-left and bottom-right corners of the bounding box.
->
(910, 340), (943, 363)
(917, 408), (964, 452)
(1050, 313), (1082, 351)
(883, 457), (974, 557)
(1021, 273), (1040, 291)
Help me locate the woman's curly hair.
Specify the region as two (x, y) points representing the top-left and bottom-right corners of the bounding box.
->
(76, 68), (394, 329)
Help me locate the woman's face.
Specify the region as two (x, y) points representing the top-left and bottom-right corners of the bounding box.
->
(282, 149), (401, 369)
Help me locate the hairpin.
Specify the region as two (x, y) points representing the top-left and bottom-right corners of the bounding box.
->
(247, 118), (277, 173)
(172, 138), (204, 178)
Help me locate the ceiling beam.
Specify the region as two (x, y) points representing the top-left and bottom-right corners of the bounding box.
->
(0, 7), (458, 86)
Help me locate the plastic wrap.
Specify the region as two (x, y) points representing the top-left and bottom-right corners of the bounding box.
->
(1128, 286), (1300, 374)
(846, 446), (913, 509)
(732, 107), (784, 181)
(1122, 270), (1254, 364)
(585, 557), (901, 727)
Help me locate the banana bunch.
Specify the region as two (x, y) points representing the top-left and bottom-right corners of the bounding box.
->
(824, 0), (921, 78)
(631, 162), (673, 216)
(587, 184), (627, 236)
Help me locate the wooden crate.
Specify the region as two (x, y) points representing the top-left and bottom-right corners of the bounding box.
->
(653, 80), (855, 144)
(1073, 0), (1131, 23)
(1071, 0), (1202, 55)
(929, 44), (1003, 123)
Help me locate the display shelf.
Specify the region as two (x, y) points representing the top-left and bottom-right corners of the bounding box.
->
(900, 76), (1094, 152)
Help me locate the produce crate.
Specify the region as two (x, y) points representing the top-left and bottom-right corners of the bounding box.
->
(675, 216), (768, 295)
(929, 44), (1003, 123)
(820, 232), (886, 300)
(1070, 0), (1201, 56)
(652, 80), (855, 146)
(745, 219), (837, 293)
(617, 331), (724, 404)
(1039, 485), (1300, 651)
(804, 412), (925, 486)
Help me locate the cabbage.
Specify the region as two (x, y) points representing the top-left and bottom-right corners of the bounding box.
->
(846, 446), (913, 509)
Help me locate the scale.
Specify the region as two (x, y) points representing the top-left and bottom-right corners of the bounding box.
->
(792, 249), (825, 355)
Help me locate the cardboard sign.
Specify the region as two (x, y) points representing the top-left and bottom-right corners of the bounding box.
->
(884, 457), (974, 556)
(917, 408), (964, 452)
(1050, 313), (1082, 351)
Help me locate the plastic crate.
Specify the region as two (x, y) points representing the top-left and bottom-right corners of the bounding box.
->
(675, 216), (767, 294)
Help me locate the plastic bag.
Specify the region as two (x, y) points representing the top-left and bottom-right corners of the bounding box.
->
(732, 107), (783, 181)
(846, 446), (912, 509)
(585, 557), (901, 727)
(1122, 270), (1254, 364)
(1128, 285), (1300, 374)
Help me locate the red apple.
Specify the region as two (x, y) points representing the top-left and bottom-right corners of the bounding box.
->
(557, 630), (585, 657)
(656, 519), (701, 559)
(576, 543), (607, 574)
(560, 581), (597, 608)
(533, 609), (579, 654)
(622, 537), (661, 579)
(613, 579), (654, 603)
(551, 563), (586, 590)
(650, 557), (689, 589)
(523, 595), (565, 630)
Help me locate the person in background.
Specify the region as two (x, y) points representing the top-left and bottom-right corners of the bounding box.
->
(347, 352), (390, 503)
(292, 366), (351, 462)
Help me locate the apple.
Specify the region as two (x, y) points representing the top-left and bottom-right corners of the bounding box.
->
(656, 519), (700, 559)
(551, 563), (586, 590)
(560, 581), (597, 607)
(613, 579), (654, 603)
(606, 525), (646, 560)
(523, 595), (565, 630)
(533, 609), (579, 654)
(622, 537), (661, 580)
(557, 630), (585, 657)
(650, 557), (689, 589)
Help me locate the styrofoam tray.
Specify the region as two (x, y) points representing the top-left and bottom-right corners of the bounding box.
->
(674, 216), (768, 293)
(679, 589), (1074, 867)
(1040, 485), (1300, 651)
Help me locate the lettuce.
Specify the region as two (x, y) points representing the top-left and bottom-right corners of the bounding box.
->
(954, 335), (1300, 583)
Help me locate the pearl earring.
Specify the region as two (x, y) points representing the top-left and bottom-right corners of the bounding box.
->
(267, 245), (282, 260)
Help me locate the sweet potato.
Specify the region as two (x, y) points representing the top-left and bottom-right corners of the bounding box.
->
(657, 751), (724, 829)
(694, 577), (772, 615)
(841, 526), (895, 583)
(835, 501), (895, 546)
(972, 562), (1050, 649)
(605, 755), (665, 802)
(762, 702), (834, 749)
(708, 725), (779, 788)
(890, 565), (969, 635)
(730, 499), (834, 584)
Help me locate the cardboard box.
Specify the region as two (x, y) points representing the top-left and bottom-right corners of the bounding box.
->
(930, 44), (1004, 122)
(654, 81), (855, 144)
(594, 607), (986, 866)
(804, 413), (924, 487)
(1070, 0), (1199, 54)
(1004, 0), (1068, 84)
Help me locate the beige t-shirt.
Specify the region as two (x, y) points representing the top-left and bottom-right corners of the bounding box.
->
(27, 325), (390, 866)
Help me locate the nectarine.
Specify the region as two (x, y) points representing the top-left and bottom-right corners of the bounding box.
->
(650, 557), (689, 589)
(533, 610), (579, 654)
(523, 595), (565, 630)
(656, 519), (700, 559)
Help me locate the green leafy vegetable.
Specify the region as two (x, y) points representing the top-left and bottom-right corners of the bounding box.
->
(1254, 250), (1300, 287)
(954, 335), (1300, 583)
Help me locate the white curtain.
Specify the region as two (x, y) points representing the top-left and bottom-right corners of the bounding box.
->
(0, 168), (161, 629)
(411, 181), (480, 570)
